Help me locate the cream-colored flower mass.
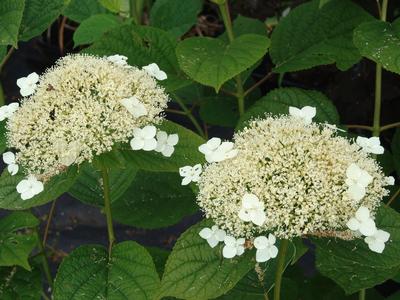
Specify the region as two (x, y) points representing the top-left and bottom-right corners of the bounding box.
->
(197, 116), (389, 239)
(7, 54), (169, 179)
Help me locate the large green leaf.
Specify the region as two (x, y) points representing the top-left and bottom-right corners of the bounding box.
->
(121, 120), (205, 172)
(176, 34), (270, 91)
(0, 266), (42, 300)
(73, 14), (121, 46)
(85, 24), (190, 92)
(219, 15), (267, 42)
(160, 220), (255, 299)
(237, 87), (340, 130)
(112, 170), (198, 228)
(150, 0), (202, 38)
(53, 241), (160, 300)
(0, 212), (39, 270)
(19, 0), (65, 41)
(199, 96), (239, 127)
(64, 0), (106, 23)
(354, 19), (400, 75)
(392, 128), (400, 177)
(99, 0), (122, 13)
(315, 205), (400, 294)
(0, 0), (24, 47)
(270, 0), (373, 73)
(0, 166), (78, 210)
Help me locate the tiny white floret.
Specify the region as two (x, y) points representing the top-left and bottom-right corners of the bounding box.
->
(364, 229), (390, 253)
(198, 137), (238, 163)
(356, 136), (384, 155)
(345, 163), (373, 201)
(143, 63), (167, 80)
(199, 225), (226, 248)
(254, 234), (278, 262)
(346, 206), (376, 236)
(130, 125), (157, 151)
(2, 151), (19, 175)
(155, 131), (178, 157)
(288, 106), (316, 125)
(179, 164), (202, 185)
(0, 102), (19, 121)
(384, 176), (395, 186)
(121, 96), (147, 118)
(16, 175), (44, 200)
(238, 193), (266, 226)
(107, 54), (128, 66)
(222, 236), (245, 259)
(16, 72), (39, 97)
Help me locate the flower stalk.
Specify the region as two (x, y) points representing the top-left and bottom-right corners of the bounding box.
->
(273, 239), (289, 300)
(101, 167), (115, 255)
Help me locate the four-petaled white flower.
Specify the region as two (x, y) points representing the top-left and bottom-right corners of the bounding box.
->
(288, 106), (316, 125)
(155, 131), (179, 157)
(199, 225), (226, 248)
(143, 63), (167, 80)
(121, 96), (147, 118)
(107, 54), (128, 66)
(356, 136), (384, 155)
(16, 175), (44, 200)
(0, 102), (19, 121)
(238, 193), (266, 226)
(198, 137), (238, 163)
(253, 234), (278, 262)
(130, 126), (157, 151)
(179, 164), (202, 185)
(2, 152), (19, 175)
(364, 229), (390, 253)
(384, 176), (395, 186)
(345, 163), (373, 201)
(16, 72), (39, 97)
(346, 206), (376, 236)
(222, 236), (245, 259)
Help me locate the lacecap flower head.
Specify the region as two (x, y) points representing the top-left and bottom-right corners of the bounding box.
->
(197, 115), (390, 240)
(6, 54), (169, 181)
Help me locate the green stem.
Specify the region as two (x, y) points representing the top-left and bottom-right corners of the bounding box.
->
(273, 240), (289, 300)
(381, 122), (400, 131)
(35, 228), (53, 290)
(386, 186), (400, 207)
(129, 0), (144, 24)
(359, 289), (366, 300)
(101, 167), (115, 255)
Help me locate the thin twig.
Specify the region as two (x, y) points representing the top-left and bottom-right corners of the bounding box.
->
(220, 88), (237, 97)
(244, 71), (273, 96)
(166, 108), (187, 115)
(42, 199), (57, 246)
(345, 124), (373, 131)
(0, 47), (15, 71)
(380, 122), (400, 132)
(386, 187), (400, 207)
(58, 16), (67, 55)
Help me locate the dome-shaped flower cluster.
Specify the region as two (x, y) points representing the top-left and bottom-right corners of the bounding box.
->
(196, 115), (390, 240)
(6, 54), (169, 180)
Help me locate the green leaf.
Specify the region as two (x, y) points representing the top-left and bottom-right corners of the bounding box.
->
(85, 24), (190, 92)
(176, 34), (270, 91)
(53, 241), (160, 299)
(199, 96), (239, 127)
(112, 170), (198, 228)
(0, 0), (24, 47)
(392, 128), (400, 177)
(121, 120), (205, 172)
(0, 266), (42, 300)
(99, 0), (122, 13)
(0, 121), (7, 154)
(19, 0), (65, 41)
(73, 14), (121, 46)
(314, 205), (400, 294)
(64, 0), (106, 23)
(270, 0), (373, 73)
(237, 87), (340, 131)
(160, 219), (255, 299)
(146, 247), (170, 277)
(68, 162), (138, 206)
(0, 166), (78, 210)
(0, 212), (39, 270)
(220, 15), (267, 42)
(354, 19), (400, 75)
(150, 0), (202, 38)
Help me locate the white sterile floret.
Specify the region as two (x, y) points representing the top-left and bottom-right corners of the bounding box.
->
(222, 236), (245, 259)
(238, 193), (266, 226)
(143, 63), (167, 81)
(198, 137), (238, 163)
(356, 136), (384, 155)
(130, 126), (158, 151)
(107, 54), (128, 66)
(155, 131), (178, 157)
(17, 72), (39, 97)
(254, 234), (278, 263)
(345, 163), (373, 201)
(2, 151), (18, 175)
(121, 96), (147, 118)
(179, 164), (202, 185)
(288, 106), (316, 125)
(54, 139), (81, 167)
(16, 175), (44, 200)
(364, 229), (390, 253)
(199, 225), (226, 248)
(0, 103), (19, 121)
(384, 176), (395, 186)
(346, 206), (376, 236)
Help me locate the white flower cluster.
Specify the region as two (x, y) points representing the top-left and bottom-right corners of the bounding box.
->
(4, 54), (175, 200)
